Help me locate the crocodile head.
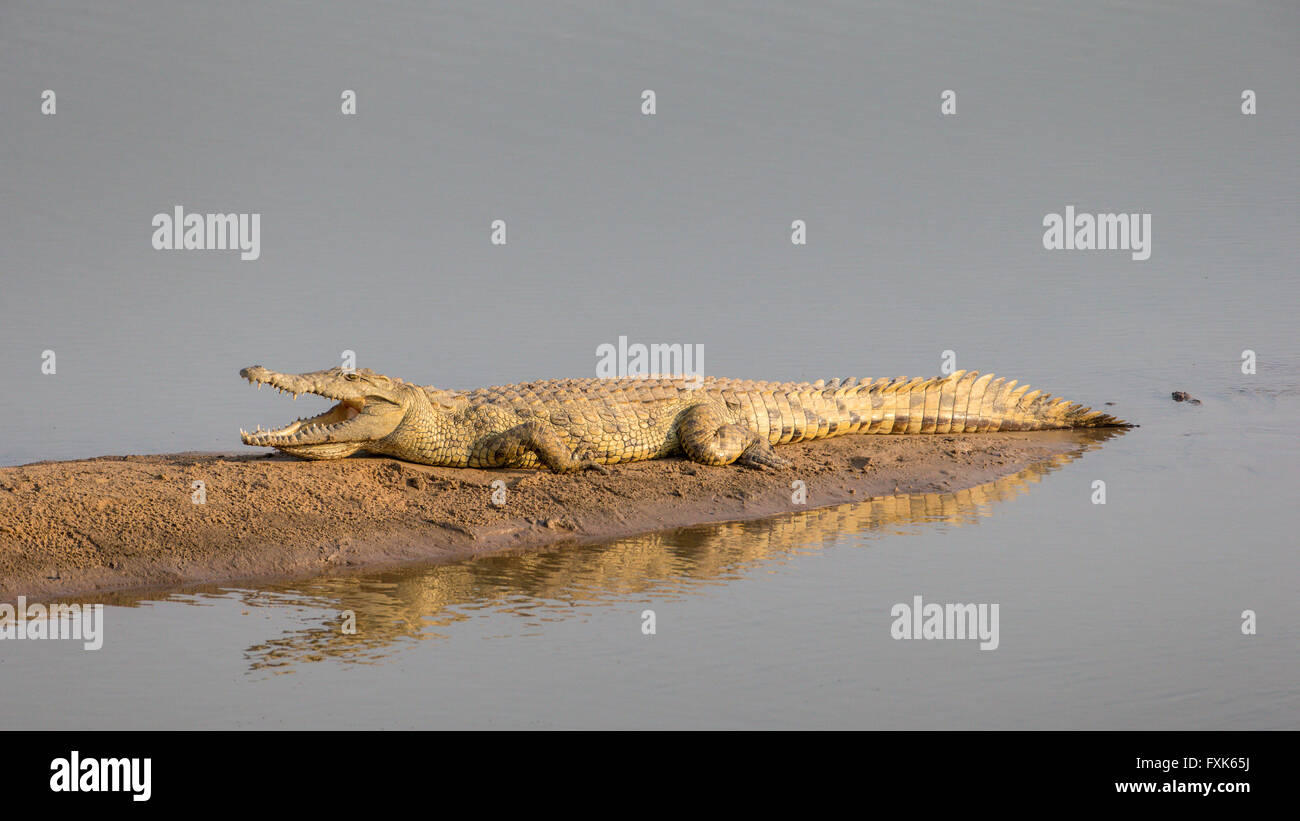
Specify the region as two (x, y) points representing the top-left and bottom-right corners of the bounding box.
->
(239, 365), (416, 460)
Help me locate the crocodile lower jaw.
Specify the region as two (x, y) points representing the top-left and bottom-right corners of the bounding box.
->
(241, 399), (364, 446)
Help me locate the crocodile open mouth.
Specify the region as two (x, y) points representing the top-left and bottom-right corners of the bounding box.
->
(239, 367), (375, 447)
(240, 398), (365, 446)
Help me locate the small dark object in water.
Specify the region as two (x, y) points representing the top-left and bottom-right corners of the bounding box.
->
(1171, 391), (1201, 405)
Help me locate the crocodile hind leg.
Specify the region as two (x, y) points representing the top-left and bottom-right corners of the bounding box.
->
(676, 403), (791, 469)
(471, 421), (609, 473)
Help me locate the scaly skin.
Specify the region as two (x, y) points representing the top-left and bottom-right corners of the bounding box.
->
(238, 366), (1130, 472)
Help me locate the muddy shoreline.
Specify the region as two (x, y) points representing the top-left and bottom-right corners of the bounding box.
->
(0, 431), (1120, 602)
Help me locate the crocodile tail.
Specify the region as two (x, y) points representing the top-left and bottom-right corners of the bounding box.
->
(828, 370), (1131, 434)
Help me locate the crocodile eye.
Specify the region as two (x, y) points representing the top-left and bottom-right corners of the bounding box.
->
(345, 372), (360, 381)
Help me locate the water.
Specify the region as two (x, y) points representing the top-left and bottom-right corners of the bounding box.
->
(0, 1), (1296, 728)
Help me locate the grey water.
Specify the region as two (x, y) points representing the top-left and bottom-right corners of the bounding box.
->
(0, 1), (1296, 728)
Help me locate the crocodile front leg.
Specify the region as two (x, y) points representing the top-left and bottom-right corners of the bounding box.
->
(470, 421), (610, 473)
(676, 403), (791, 469)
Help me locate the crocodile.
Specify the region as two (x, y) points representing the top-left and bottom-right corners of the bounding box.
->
(238, 365), (1130, 472)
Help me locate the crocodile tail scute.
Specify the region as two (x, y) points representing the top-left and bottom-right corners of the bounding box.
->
(836, 370), (1131, 434)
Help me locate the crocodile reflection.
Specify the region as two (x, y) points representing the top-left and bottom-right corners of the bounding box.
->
(97, 431), (1121, 670)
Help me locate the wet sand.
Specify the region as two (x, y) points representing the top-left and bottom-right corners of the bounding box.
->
(0, 431), (1119, 601)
